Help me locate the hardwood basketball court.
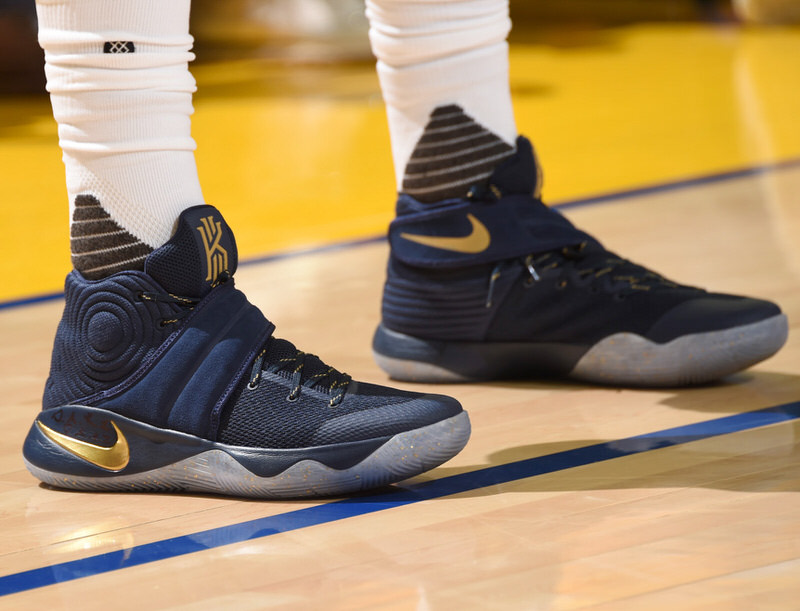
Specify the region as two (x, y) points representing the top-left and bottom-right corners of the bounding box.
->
(1, 11), (799, 609)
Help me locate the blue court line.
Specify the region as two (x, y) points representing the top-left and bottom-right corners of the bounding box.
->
(238, 235), (387, 268)
(0, 292), (66, 311)
(2, 154), (799, 313)
(2, 400), (799, 597)
(552, 155), (800, 211)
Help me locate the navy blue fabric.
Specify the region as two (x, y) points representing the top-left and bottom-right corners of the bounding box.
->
(44, 205), (243, 412)
(220, 375), (460, 449)
(490, 136), (542, 196)
(45, 204), (272, 440)
(381, 258), (506, 342)
(146, 205), (238, 298)
(25, 405), (215, 478)
(24, 404), (404, 478)
(380, 134), (784, 350)
(38, 202), (468, 464)
(43, 271), (181, 410)
(389, 137), (589, 269)
(97, 282), (273, 439)
(645, 295), (781, 343)
(389, 195), (590, 269)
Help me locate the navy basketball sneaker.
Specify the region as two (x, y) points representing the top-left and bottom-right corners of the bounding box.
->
(373, 136), (788, 386)
(23, 205), (470, 498)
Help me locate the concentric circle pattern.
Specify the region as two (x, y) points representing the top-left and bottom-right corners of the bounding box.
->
(43, 272), (181, 408)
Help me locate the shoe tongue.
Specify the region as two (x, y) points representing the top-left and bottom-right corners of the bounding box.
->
(489, 136), (543, 197)
(145, 205), (238, 298)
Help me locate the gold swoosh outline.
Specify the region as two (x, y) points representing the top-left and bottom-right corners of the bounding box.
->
(399, 213), (491, 254)
(36, 420), (130, 472)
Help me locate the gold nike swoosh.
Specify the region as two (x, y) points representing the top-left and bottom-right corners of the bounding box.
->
(37, 420), (130, 472)
(399, 213), (491, 254)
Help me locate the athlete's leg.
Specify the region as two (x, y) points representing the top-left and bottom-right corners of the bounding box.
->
(367, 0), (517, 202)
(37, 0), (203, 277)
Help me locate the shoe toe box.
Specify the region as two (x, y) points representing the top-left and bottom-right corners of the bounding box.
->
(645, 294), (783, 343)
(312, 382), (464, 445)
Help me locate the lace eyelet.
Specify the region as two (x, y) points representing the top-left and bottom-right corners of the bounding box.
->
(158, 319), (168, 327)
(286, 393), (299, 402)
(247, 381), (259, 391)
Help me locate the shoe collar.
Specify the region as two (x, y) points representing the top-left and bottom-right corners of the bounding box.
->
(145, 205), (239, 299)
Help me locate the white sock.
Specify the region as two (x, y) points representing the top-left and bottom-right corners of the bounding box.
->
(37, 0), (204, 277)
(366, 0), (517, 201)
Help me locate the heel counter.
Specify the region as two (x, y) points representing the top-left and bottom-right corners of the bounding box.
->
(41, 271), (178, 409)
(42, 277), (81, 409)
(381, 256), (497, 341)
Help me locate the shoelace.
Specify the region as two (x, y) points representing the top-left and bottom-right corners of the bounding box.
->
(137, 269), (230, 325)
(485, 241), (678, 308)
(136, 291), (200, 325)
(247, 339), (352, 407)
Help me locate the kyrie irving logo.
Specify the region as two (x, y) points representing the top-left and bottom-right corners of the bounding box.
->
(197, 215), (229, 282)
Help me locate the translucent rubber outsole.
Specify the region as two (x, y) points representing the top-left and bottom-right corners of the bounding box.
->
(374, 315), (788, 387)
(24, 412), (471, 499)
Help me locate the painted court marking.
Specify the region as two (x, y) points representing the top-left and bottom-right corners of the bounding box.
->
(2, 400), (799, 596)
(2, 155), (800, 312)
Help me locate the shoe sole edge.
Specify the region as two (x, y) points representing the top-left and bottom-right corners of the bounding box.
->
(23, 411), (471, 499)
(373, 314), (788, 387)
(571, 313), (788, 386)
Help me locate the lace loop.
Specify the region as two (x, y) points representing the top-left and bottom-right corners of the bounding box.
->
(486, 240), (682, 302)
(247, 349), (267, 390)
(247, 338), (352, 406)
(486, 264), (503, 308)
(137, 270), (230, 327)
(524, 254), (541, 283)
(137, 290), (200, 326)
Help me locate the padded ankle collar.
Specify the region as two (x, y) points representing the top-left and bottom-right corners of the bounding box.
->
(146, 205), (238, 299)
